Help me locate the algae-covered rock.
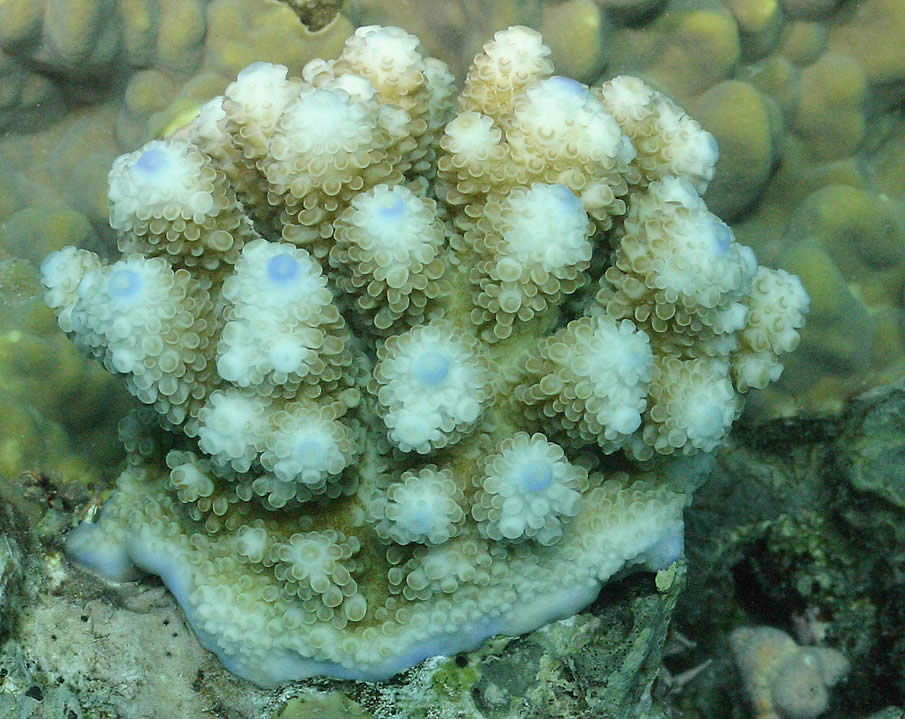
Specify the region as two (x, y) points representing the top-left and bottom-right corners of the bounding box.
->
(277, 692), (373, 719)
(672, 383), (905, 716)
(471, 565), (685, 719)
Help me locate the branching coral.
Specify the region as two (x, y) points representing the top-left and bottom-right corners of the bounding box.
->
(42, 25), (808, 686)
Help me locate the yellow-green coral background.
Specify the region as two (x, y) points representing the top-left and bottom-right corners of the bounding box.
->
(1, 0), (904, 485)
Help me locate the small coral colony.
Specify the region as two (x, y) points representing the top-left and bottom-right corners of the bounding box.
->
(41, 25), (808, 684)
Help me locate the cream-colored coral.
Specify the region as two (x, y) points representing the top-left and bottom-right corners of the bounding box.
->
(216, 238), (352, 397)
(733, 267), (810, 391)
(595, 75), (719, 193)
(628, 356), (742, 460)
(464, 183), (593, 341)
(260, 399), (358, 498)
(514, 315), (653, 453)
(109, 140), (257, 274)
(596, 176), (756, 352)
(331, 184), (447, 330)
(263, 85), (407, 256)
(371, 321), (494, 454)
(471, 433), (588, 545)
(165, 449), (252, 533)
(438, 69), (636, 232)
(305, 25), (455, 180)
(458, 25), (554, 120)
(368, 466), (466, 546)
(271, 530), (367, 627)
(42, 25), (808, 687)
(45, 252), (215, 426)
(216, 62), (305, 222)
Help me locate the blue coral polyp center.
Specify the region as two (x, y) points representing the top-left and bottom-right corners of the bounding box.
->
(267, 253), (299, 284)
(108, 268), (142, 299)
(413, 350), (451, 386)
(552, 183), (581, 210)
(378, 195), (407, 221)
(136, 147), (167, 173)
(712, 219), (733, 254)
(549, 75), (587, 96)
(405, 508), (436, 534)
(295, 436), (328, 466)
(517, 462), (553, 492)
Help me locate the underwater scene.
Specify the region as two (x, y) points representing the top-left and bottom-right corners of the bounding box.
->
(1, 0), (903, 717)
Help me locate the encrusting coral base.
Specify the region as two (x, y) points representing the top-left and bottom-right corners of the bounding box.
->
(41, 25), (809, 686)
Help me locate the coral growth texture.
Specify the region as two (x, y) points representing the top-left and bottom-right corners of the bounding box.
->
(41, 25), (809, 686)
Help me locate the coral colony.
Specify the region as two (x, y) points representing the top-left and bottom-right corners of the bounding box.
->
(41, 26), (809, 686)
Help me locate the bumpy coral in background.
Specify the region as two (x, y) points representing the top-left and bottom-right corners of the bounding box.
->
(0, 0), (354, 142)
(0, 250), (128, 483)
(730, 625), (850, 719)
(42, 25), (808, 685)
